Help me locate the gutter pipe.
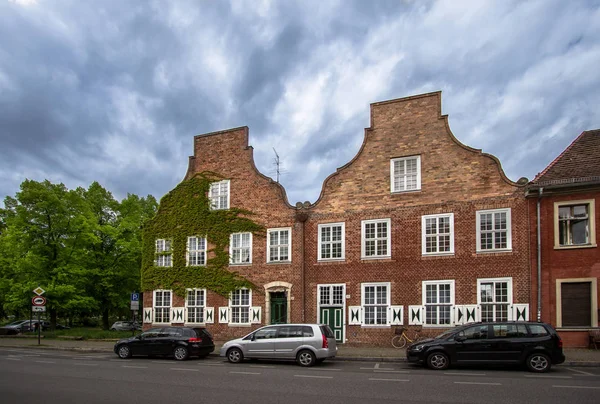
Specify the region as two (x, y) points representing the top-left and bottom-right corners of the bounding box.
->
(536, 187), (543, 322)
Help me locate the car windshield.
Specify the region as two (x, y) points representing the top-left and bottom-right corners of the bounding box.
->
(435, 328), (461, 339)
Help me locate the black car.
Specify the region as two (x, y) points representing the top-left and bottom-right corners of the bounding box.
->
(114, 326), (214, 361)
(407, 321), (565, 373)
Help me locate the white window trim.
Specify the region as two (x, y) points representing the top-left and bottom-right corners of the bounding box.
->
(154, 239), (172, 267)
(186, 236), (207, 267)
(477, 277), (512, 322)
(422, 280), (455, 328)
(553, 199), (597, 249)
(209, 179), (230, 210)
(361, 282), (391, 327)
(361, 218), (391, 259)
(266, 227), (292, 263)
(317, 222), (346, 261)
(185, 288), (206, 325)
(229, 232), (253, 265)
(476, 208), (512, 253)
(390, 155), (421, 193)
(421, 213), (455, 256)
(153, 289), (172, 324)
(555, 277), (598, 328)
(229, 289), (252, 326)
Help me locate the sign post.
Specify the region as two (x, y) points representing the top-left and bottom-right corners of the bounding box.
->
(131, 293), (140, 336)
(32, 287), (46, 346)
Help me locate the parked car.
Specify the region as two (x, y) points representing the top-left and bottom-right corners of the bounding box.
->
(406, 321), (565, 373)
(0, 319), (47, 334)
(110, 321), (142, 331)
(220, 324), (338, 367)
(114, 326), (214, 360)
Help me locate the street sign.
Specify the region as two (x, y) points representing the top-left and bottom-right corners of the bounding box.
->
(131, 293), (139, 301)
(130, 301), (140, 310)
(32, 296), (47, 306)
(33, 287), (45, 296)
(32, 306), (46, 312)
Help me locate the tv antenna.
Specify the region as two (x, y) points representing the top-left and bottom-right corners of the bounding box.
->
(273, 148), (281, 183)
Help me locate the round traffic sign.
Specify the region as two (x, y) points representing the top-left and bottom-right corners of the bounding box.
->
(32, 296), (46, 306)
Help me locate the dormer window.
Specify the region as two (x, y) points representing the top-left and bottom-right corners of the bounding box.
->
(209, 180), (230, 210)
(391, 156), (421, 193)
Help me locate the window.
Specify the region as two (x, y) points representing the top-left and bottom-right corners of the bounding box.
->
(554, 200), (596, 248)
(528, 324), (549, 337)
(318, 223), (345, 261)
(230, 232), (252, 264)
(230, 289), (251, 324)
(422, 214), (454, 255)
(319, 285), (345, 306)
(209, 180), (230, 210)
(478, 278), (512, 322)
(187, 236), (206, 266)
(458, 325), (489, 340)
(362, 283), (390, 325)
(391, 155), (421, 192)
(267, 228), (291, 262)
(361, 219), (391, 259)
(154, 239), (172, 267)
(186, 289), (205, 323)
(423, 280), (454, 326)
(476, 208), (512, 252)
(277, 325), (304, 338)
(153, 290), (171, 323)
(492, 324), (527, 338)
(254, 327), (277, 339)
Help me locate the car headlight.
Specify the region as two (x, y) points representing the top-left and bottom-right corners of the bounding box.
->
(411, 344), (425, 352)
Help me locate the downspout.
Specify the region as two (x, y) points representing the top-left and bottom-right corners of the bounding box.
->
(295, 210), (309, 323)
(536, 187), (543, 322)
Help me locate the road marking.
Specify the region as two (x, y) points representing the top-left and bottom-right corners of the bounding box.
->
(310, 368), (342, 372)
(553, 385), (600, 390)
(294, 375), (333, 379)
(454, 382), (501, 386)
(110, 359), (130, 362)
(369, 378), (410, 382)
(122, 365), (148, 369)
(444, 372), (487, 376)
(34, 360), (56, 364)
(5, 358), (21, 361)
(373, 370), (410, 374)
(151, 361), (171, 364)
(170, 368), (199, 372)
(566, 368), (595, 376)
(525, 375), (572, 379)
(21, 354), (41, 357)
(198, 363), (224, 366)
(230, 371), (261, 375)
(73, 363), (98, 366)
(249, 365), (276, 368)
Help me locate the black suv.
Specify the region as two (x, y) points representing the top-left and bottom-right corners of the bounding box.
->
(407, 321), (565, 373)
(114, 326), (215, 361)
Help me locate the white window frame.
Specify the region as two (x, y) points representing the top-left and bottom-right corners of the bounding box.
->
(361, 218), (391, 259)
(186, 236), (207, 266)
(422, 280), (455, 327)
(230, 289), (251, 325)
(422, 213), (454, 255)
(153, 290), (172, 324)
(154, 239), (172, 267)
(554, 200), (596, 249)
(361, 282), (391, 327)
(391, 155), (421, 193)
(230, 232), (252, 265)
(267, 227), (292, 263)
(318, 222), (345, 261)
(476, 208), (512, 252)
(185, 288), (206, 324)
(477, 277), (512, 322)
(209, 180), (230, 210)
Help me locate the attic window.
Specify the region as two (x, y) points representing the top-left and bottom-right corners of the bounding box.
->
(391, 156), (421, 193)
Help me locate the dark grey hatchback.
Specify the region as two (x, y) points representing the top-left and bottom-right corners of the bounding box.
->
(407, 321), (565, 373)
(114, 326), (215, 361)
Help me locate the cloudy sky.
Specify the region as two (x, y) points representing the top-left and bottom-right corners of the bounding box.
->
(1, 0), (599, 206)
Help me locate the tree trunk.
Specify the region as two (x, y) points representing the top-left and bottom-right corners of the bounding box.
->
(50, 308), (57, 331)
(102, 309), (109, 330)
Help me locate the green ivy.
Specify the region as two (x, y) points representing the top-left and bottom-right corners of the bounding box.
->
(141, 172), (265, 298)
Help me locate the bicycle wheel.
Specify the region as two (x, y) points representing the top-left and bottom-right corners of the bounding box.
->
(392, 335), (407, 348)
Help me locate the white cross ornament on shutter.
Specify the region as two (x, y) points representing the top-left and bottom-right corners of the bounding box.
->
(389, 306), (404, 325)
(408, 305), (424, 325)
(348, 306), (361, 325)
(204, 307), (214, 324)
(453, 305), (479, 325)
(218, 307), (229, 324)
(250, 306), (262, 324)
(171, 307), (185, 324)
(510, 304), (529, 321)
(143, 308), (153, 324)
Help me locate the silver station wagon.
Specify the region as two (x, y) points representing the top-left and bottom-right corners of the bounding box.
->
(220, 324), (338, 367)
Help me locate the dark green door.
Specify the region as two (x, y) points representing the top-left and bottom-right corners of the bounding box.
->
(270, 292), (287, 324)
(320, 307), (343, 342)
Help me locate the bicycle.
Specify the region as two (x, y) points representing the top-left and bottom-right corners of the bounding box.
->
(392, 326), (422, 348)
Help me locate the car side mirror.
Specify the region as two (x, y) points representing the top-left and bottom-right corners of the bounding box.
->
(455, 335), (466, 342)
(136, 335), (143, 340)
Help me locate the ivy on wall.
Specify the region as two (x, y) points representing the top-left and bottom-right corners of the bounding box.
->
(141, 172), (265, 297)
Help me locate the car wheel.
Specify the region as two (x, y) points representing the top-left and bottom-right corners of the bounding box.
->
(173, 346), (189, 361)
(526, 353), (551, 373)
(427, 352), (449, 370)
(117, 345), (132, 359)
(296, 350), (316, 367)
(110, 328), (116, 331)
(227, 348), (243, 364)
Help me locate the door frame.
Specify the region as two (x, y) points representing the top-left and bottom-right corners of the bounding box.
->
(264, 281), (292, 325)
(317, 283), (346, 343)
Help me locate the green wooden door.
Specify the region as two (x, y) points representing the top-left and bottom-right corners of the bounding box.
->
(320, 307), (343, 342)
(270, 292), (287, 324)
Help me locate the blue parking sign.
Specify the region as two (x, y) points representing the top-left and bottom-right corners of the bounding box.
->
(131, 293), (139, 301)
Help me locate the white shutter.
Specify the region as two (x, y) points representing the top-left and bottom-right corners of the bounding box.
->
(204, 307), (214, 324)
(348, 306), (361, 325)
(143, 308), (153, 324)
(453, 305), (479, 325)
(408, 305), (424, 325)
(219, 307), (229, 324)
(389, 306), (404, 325)
(171, 307), (185, 324)
(510, 304), (529, 321)
(250, 306), (262, 324)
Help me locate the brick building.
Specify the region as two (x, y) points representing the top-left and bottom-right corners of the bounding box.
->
(527, 129), (600, 347)
(142, 91), (532, 346)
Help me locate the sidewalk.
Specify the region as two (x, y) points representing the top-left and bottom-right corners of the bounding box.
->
(1, 336), (599, 366)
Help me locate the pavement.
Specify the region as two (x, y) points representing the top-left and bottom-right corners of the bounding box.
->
(1, 336), (600, 366)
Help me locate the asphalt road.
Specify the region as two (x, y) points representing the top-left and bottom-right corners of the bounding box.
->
(1, 348), (599, 404)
